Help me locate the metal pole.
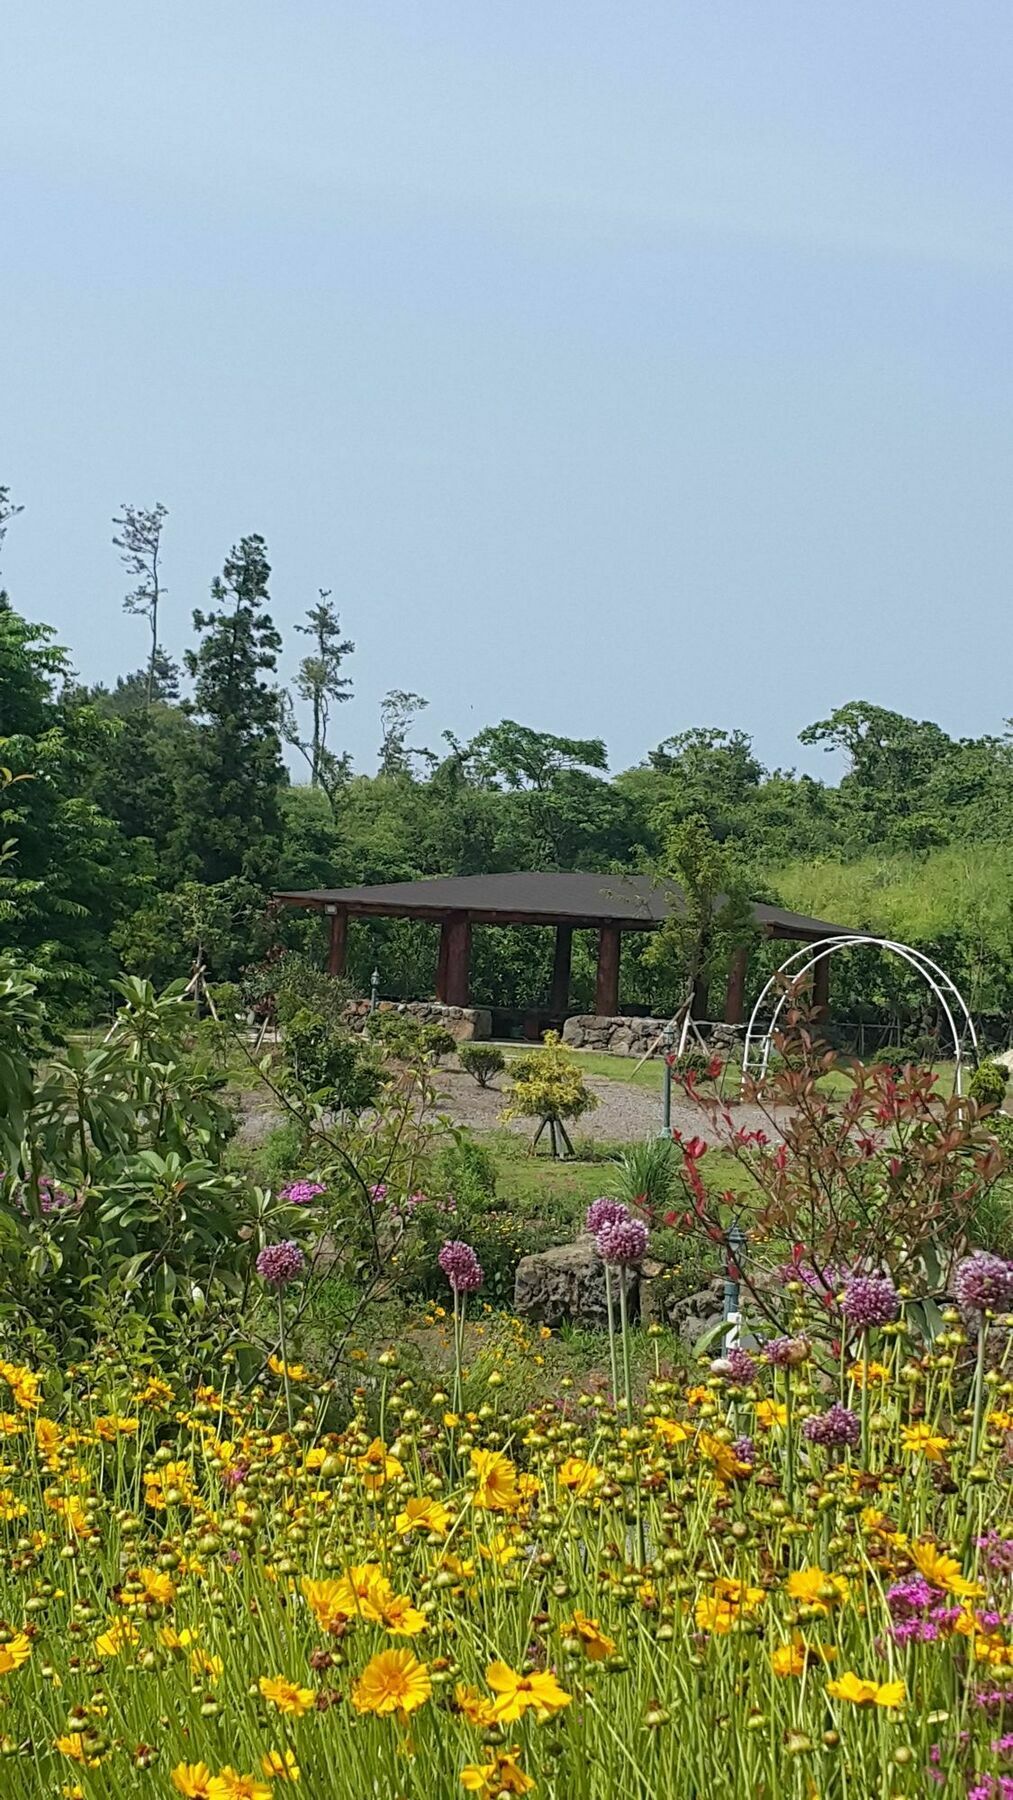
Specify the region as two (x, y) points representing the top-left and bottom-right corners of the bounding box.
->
(723, 1221), (747, 1350)
(370, 968), (380, 1013)
(659, 1022), (674, 1138)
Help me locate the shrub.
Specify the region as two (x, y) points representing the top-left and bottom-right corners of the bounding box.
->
(968, 1059), (1009, 1108)
(431, 1134), (498, 1210)
(669, 1047), (721, 1081)
(282, 1009), (383, 1112)
(365, 1011), (456, 1063)
(870, 1043), (925, 1072)
(612, 1137), (677, 1215)
(457, 1043), (506, 1087)
(501, 1031), (598, 1157)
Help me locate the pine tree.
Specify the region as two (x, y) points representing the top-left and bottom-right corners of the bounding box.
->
(280, 591), (354, 805)
(174, 535), (286, 885)
(112, 503), (168, 709)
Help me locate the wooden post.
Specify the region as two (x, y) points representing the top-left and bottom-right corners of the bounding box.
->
(443, 914), (472, 1008)
(812, 952), (830, 1017)
(595, 924), (621, 1016)
(327, 909), (348, 978)
(724, 944), (749, 1024)
(550, 925), (573, 1016)
(435, 919), (451, 1001)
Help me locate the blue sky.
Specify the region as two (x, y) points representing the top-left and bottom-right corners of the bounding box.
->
(3, 2), (1012, 777)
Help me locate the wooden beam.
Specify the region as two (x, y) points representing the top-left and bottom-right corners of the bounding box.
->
(595, 924), (621, 1016)
(724, 943), (749, 1024)
(442, 914), (472, 1008)
(435, 918), (451, 1002)
(326, 909), (348, 978)
(550, 925), (573, 1015)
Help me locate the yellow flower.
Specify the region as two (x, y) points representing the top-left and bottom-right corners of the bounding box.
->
(0, 1361), (42, 1410)
(351, 1648), (432, 1716)
(470, 1449), (522, 1513)
(460, 1749), (534, 1795)
(770, 1640), (806, 1677)
(564, 1610), (615, 1662)
(258, 1675), (315, 1716)
(455, 1682), (498, 1727)
(45, 1492), (91, 1536)
(0, 1488), (27, 1521)
(557, 1455), (604, 1495)
(485, 1660), (571, 1722)
(826, 1671), (905, 1708)
(685, 1385), (710, 1407)
(171, 1766), (214, 1799)
(697, 1433), (751, 1482)
(650, 1416), (689, 1449)
(144, 1461), (196, 1510)
(694, 1578), (765, 1635)
(910, 1542), (983, 1600)
(95, 1616), (139, 1658)
(56, 1734), (102, 1766)
(260, 1750), (300, 1782)
(901, 1423), (950, 1461)
(357, 1437), (403, 1494)
(785, 1566), (849, 1613)
(190, 1646), (224, 1682)
(754, 1399), (788, 1430)
(95, 1414), (139, 1441)
(267, 1356), (309, 1382)
(0, 1633), (32, 1674)
(383, 1593), (427, 1636)
(35, 1417), (62, 1463)
(138, 1566), (176, 1606)
(207, 1770), (272, 1800)
(480, 1532), (521, 1569)
(395, 1496), (451, 1536)
(138, 1376), (174, 1408)
(848, 1360), (890, 1387)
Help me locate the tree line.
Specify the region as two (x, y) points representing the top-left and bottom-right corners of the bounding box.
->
(3, 487), (1013, 1033)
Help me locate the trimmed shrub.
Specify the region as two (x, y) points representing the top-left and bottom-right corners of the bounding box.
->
(457, 1043), (506, 1088)
(968, 1060), (1010, 1109)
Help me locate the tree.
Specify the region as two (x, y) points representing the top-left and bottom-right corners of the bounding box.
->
(112, 503), (168, 709)
(466, 721), (618, 867)
(281, 592), (354, 806)
(644, 814), (757, 1019)
(0, 487), (24, 576)
(799, 702), (955, 847)
(378, 690), (432, 777)
(174, 535), (287, 886)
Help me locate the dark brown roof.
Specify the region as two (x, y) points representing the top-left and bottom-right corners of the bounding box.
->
(274, 871), (851, 942)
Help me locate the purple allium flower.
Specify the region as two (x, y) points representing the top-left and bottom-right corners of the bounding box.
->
(732, 1435), (755, 1466)
(279, 1180), (326, 1206)
(886, 1576), (937, 1619)
(802, 1402), (861, 1448)
(595, 1215), (649, 1266)
(764, 1335), (810, 1369)
(726, 1346), (758, 1386)
(584, 1196), (628, 1236)
(954, 1252), (1013, 1316)
(978, 1533), (1013, 1576)
(438, 1239), (483, 1294)
(256, 1240), (305, 1287)
(841, 1273), (900, 1330)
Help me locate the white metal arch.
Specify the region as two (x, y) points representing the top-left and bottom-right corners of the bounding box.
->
(741, 934), (979, 1096)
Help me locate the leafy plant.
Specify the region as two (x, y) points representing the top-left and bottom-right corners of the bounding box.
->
(501, 1031), (598, 1157)
(365, 1011), (455, 1063)
(457, 1043), (506, 1087)
(612, 1136), (678, 1216)
(968, 1059), (1009, 1108)
(282, 1009), (382, 1113)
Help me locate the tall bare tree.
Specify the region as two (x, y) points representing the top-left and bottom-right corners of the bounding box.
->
(112, 502), (168, 708)
(280, 592), (354, 807)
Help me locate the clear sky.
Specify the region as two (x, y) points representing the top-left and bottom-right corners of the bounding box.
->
(3, 2), (1012, 778)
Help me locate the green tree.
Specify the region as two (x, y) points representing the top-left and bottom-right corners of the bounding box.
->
(281, 592), (354, 806)
(174, 535), (287, 886)
(645, 814), (757, 1018)
(112, 502), (169, 710)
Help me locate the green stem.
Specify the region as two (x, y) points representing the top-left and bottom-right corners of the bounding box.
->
(968, 1316), (988, 1470)
(604, 1265), (620, 1408)
(276, 1290), (293, 1432)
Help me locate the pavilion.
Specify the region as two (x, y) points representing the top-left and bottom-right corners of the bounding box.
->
(274, 871), (851, 1024)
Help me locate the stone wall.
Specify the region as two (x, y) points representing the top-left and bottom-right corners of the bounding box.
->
(343, 999), (492, 1042)
(561, 1013), (670, 1056)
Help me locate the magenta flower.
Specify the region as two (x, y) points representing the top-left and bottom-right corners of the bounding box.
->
(256, 1241), (305, 1287)
(438, 1239), (483, 1294)
(802, 1402), (860, 1448)
(595, 1215), (649, 1266)
(841, 1273), (900, 1330)
(279, 1181), (326, 1206)
(584, 1196), (628, 1235)
(764, 1335), (810, 1369)
(954, 1252), (1013, 1316)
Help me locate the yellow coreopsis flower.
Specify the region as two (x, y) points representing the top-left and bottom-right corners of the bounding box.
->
(35, 1417), (62, 1464)
(261, 1750), (300, 1782)
(650, 1417), (689, 1449)
(485, 1661), (571, 1722)
(383, 1593), (427, 1636)
(351, 1648), (432, 1716)
(785, 1566), (849, 1613)
(55, 1735), (102, 1767)
(94, 1414), (139, 1441)
(0, 1488), (27, 1521)
(95, 1616), (139, 1658)
(901, 1422), (950, 1461)
(0, 1633), (32, 1675)
(848, 1360), (890, 1387)
(301, 1577), (350, 1634)
(357, 1437), (403, 1494)
(826, 1671), (906, 1708)
(556, 1455), (603, 1498)
(267, 1356), (309, 1382)
(470, 1449), (522, 1512)
(460, 1749), (534, 1795)
(259, 1674), (315, 1716)
(0, 1361), (42, 1410)
(138, 1376), (174, 1408)
(480, 1532), (521, 1569)
(698, 1433), (752, 1482)
(395, 1495), (451, 1536)
(754, 1399), (788, 1430)
(564, 1610), (615, 1661)
(455, 1683), (498, 1727)
(207, 1769), (272, 1800)
(910, 1542), (983, 1600)
(138, 1566), (176, 1606)
(171, 1765), (214, 1799)
(770, 1639), (806, 1677)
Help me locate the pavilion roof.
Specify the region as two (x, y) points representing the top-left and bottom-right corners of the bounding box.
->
(274, 870), (851, 942)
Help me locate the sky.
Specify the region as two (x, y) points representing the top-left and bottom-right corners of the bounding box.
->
(3, 2), (1013, 780)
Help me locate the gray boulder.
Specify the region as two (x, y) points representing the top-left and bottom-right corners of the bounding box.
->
(514, 1235), (635, 1329)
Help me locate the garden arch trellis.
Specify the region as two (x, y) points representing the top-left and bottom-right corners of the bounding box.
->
(741, 935), (979, 1096)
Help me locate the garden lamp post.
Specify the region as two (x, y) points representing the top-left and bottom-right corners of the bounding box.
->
(370, 968), (380, 1014)
(723, 1219), (748, 1350)
(659, 1021), (675, 1138)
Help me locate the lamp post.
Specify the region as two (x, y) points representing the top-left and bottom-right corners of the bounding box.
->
(369, 968), (380, 1014)
(658, 1021), (675, 1138)
(723, 1219), (748, 1350)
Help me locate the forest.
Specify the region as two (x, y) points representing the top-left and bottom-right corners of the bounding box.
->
(4, 486), (1013, 1035)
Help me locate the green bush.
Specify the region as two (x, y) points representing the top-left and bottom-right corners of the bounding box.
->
(968, 1060), (1010, 1108)
(670, 1047), (720, 1081)
(282, 1008), (383, 1112)
(432, 1134), (499, 1210)
(613, 1137), (677, 1213)
(457, 1043), (506, 1087)
(365, 1011), (456, 1063)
